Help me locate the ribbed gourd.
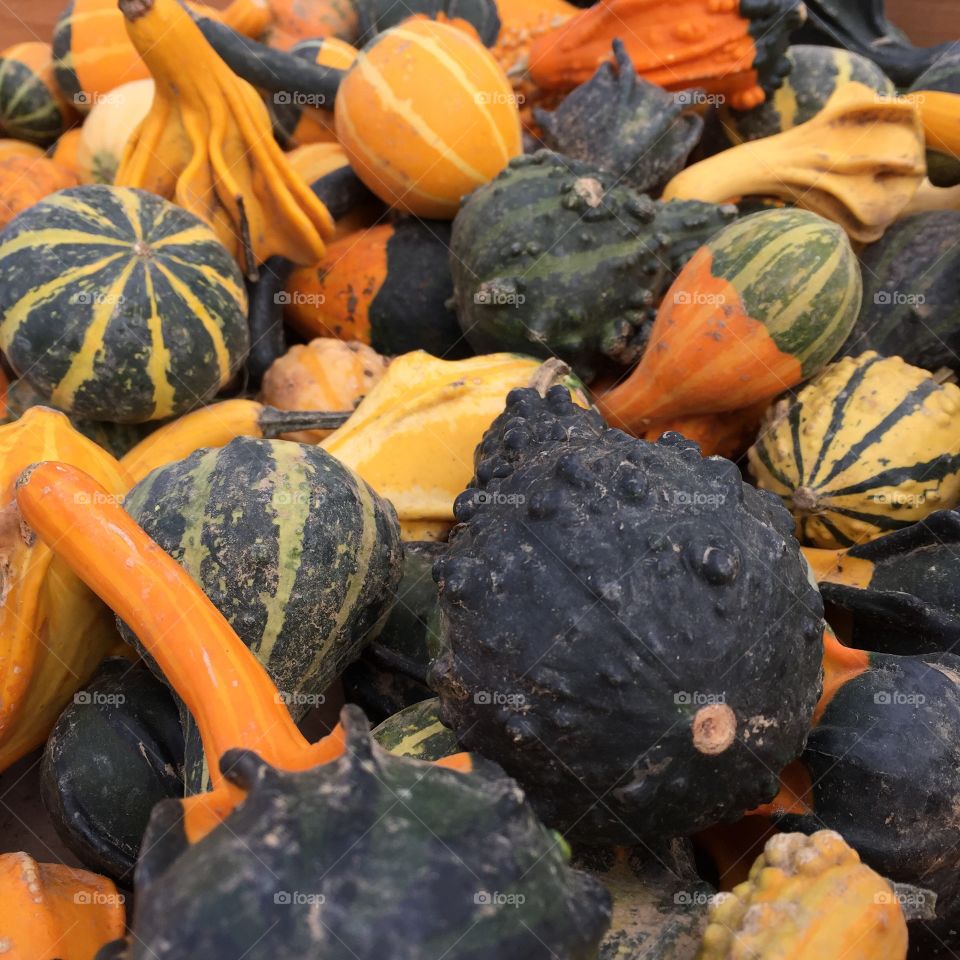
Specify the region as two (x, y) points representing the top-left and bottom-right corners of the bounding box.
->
(748, 352), (960, 548)
(0, 184), (249, 423)
(0, 41), (76, 144)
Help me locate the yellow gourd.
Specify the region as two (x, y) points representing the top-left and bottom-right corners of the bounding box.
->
(664, 83), (926, 243)
(697, 831), (908, 960)
(77, 78), (154, 183)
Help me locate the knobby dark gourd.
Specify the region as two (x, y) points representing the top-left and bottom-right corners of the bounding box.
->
(41, 659), (184, 886)
(841, 213), (960, 373)
(431, 387), (824, 844)
(0, 185), (249, 423)
(122, 437), (403, 792)
(533, 40), (703, 196)
(450, 151), (737, 380)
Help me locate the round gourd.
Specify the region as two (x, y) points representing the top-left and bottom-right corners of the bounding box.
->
(725, 45), (895, 143)
(748, 352), (960, 548)
(49, 127), (86, 181)
(335, 17), (522, 218)
(0, 41), (75, 144)
(264, 0), (361, 49)
(259, 338), (388, 442)
(76, 78), (154, 184)
(268, 37), (357, 147)
(121, 437), (403, 792)
(0, 137), (44, 161)
(0, 184), (250, 423)
(0, 152), (78, 229)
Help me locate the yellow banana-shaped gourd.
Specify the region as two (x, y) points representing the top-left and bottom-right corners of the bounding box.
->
(115, 0), (334, 273)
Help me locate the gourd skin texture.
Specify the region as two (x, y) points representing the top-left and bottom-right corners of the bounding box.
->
(842, 212), (960, 373)
(76, 78), (155, 184)
(450, 151), (738, 380)
(0, 185), (249, 423)
(103, 707), (612, 960)
(371, 696), (460, 760)
(335, 18), (523, 218)
(599, 209), (861, 432)
(698, 831), (908, 960)
(0, 153), (79, 229)
(122, 437), (403, 792)
(0, 41), (75, 145)
(749, 352), (960, 548)
(0, 407), (132, 773)
(431, 387), (824, 843)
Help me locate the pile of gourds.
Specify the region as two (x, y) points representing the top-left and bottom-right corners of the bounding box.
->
(0, 0), (958, 957)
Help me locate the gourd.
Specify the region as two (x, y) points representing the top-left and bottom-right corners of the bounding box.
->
(115, 0), (335, 272)
(912, 91), (960, 188)
(76, 78), (154, 183)
(267, 37), (358, 147)
(698, 831), (908, 960)
(748, 352), (960, 548)
(0, 152), (78, 229)
(804, 509), (960, 655)
(284, 218), (470, 357)
(42, 658), (184, 884)
(371, 697), (460, 760)
(431, 386), (824, 843)
(122, 437), (402, 792)
(259, 339), (388, 442)
(50, 126), (86, 181)
(357, 0), (501, 46)
(664, 83), (926, 244)
(794, 0), (953, 88)
(321, 352), (584, 540)
(119, 398), (352, 483)
(533, 39), (703, 195)
(0, 137), (44, 160)
(526, 0), (803, 111)
(16, 462), (611, 960)
(599, 209), (861, 434)
(0, 41), (75, 145)
(841, 212), (960, 373)
(639, 402), (770, 461)
(450, 150), (738, 380)
(724, 45), (895, 143)
(334, 17), (523, 218)
(0, 184), (250, 423)
(0, 407), (132, 773)
(263, 0), (361, 49)
(0, 852), (125, 960)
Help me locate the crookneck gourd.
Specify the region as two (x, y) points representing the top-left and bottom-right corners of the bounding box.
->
(533, 39), (702, 196)
(664, 82), (926, 244)
(431, 386), (824, 843)
(15, 462), (612, 960)
(121, 437), (402, 792)
(525, 0), (802, 110)
(0, 407), (132, 773)
(320, 352), (586, 540)
(115, 0), (335, 272)
(450, 150), (738, 380)
(0, 184), (250, 423)
(748, 352), (960, 548)
(599, 208), (861, 434)
(804, 508), (960, 656)
(0, 40), (76, 145)
(722, 45), (895, 144)
(841, 212), (960, 372)
(698, 831), (909, 960)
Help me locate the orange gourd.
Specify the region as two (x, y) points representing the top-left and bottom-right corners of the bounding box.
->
(260, 338), (388, 441)
(265, 0), (361, 49)
(0, 153), (78, 229)
(0, 139), (44, 161)
(335, 17), (523, 218)
(49, 127), (86, 181)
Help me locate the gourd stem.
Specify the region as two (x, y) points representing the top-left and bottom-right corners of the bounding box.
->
(258, 409), (352, 436)
(193, 15), (346, 104)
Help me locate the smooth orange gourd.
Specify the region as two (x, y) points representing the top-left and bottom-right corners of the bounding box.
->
(0, 154), (78, 229)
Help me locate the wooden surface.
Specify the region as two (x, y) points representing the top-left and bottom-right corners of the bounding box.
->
(0, 0), (958, 46)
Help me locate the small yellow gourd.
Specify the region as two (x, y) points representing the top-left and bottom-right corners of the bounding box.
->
(664, 83), (926, 243)
(697, 831), (908, 960)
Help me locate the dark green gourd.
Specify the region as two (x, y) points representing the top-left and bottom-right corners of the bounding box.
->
(430, 387), (824, 844)
(371, 697), (460, 761)
(121, 437), (403, 792)
(98, 706), (611, 960)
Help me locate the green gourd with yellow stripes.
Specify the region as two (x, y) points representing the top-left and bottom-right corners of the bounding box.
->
(748, 352), (960, 549)
(0, 184), (249, 423)
(121, 436), (403, 793)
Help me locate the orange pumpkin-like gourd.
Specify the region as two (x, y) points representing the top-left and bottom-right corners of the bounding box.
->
(335, 17), (523, 218)
(265, 0), (361, 49)
(260, 338), (388, 441)
(49, 127), (87, 181)
(0, 154), (78, 229)
(0, 138), (44, 161)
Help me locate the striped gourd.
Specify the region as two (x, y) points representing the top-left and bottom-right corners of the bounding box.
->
(0, 42), (75, 145)
(0, 184), (249, 423)
(600, 208), (862, 432)
(726, 45), (895, 143)
(122, 437), (403, 792)
(748, 352), (960, 548)
(371, 699), (460, 761)
(334, 18), (522, 218)
(268, 37), (358, 148)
